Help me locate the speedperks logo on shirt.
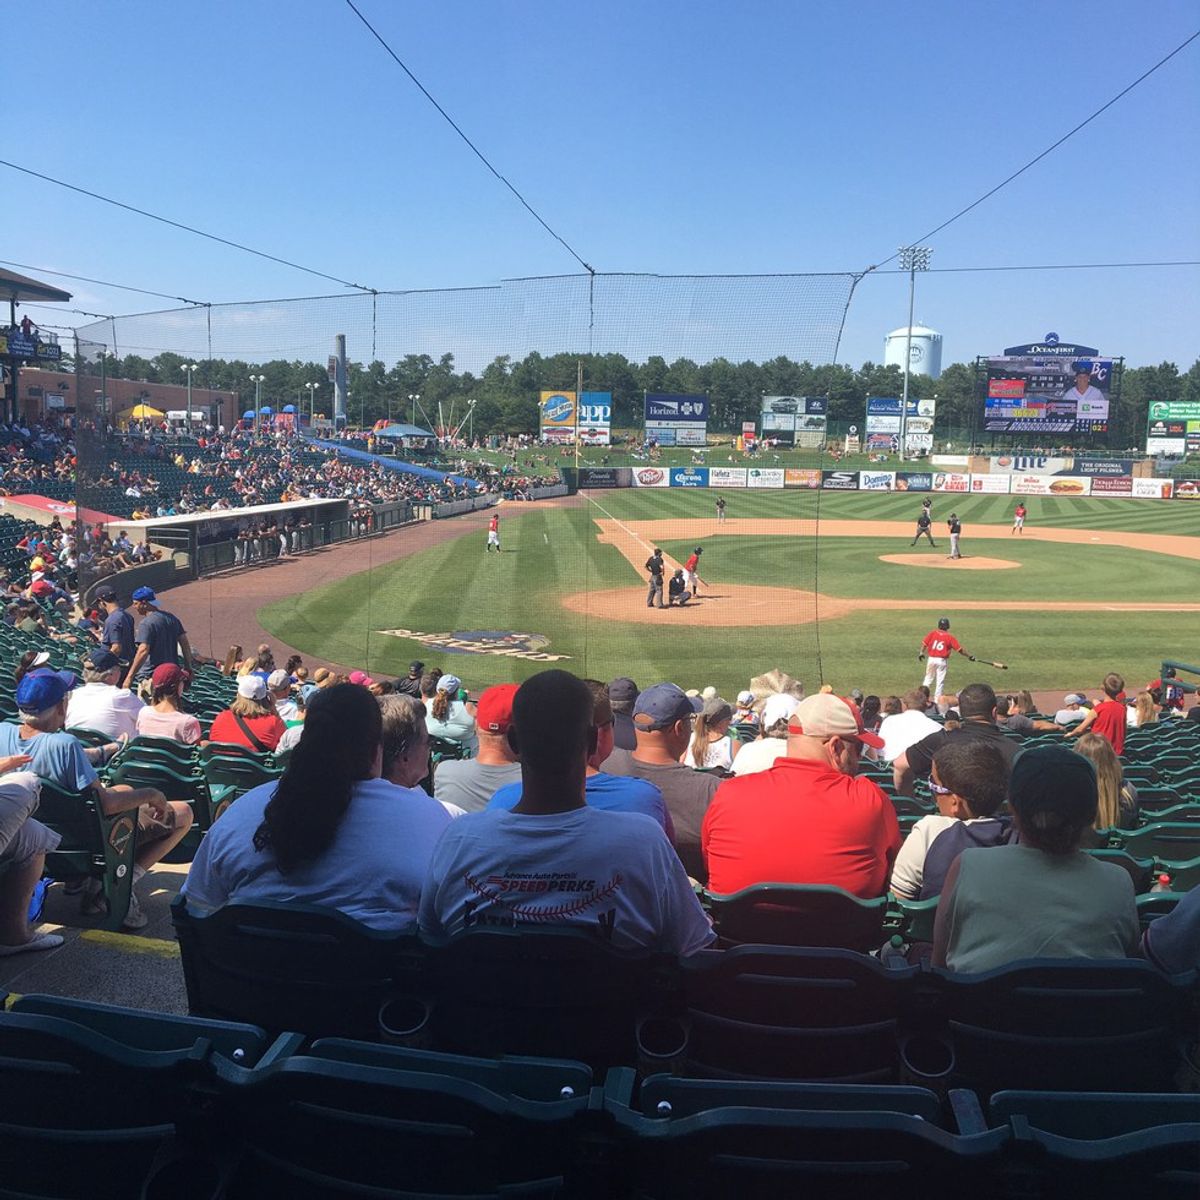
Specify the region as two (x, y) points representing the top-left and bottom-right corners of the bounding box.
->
(462, 869), (622, 924)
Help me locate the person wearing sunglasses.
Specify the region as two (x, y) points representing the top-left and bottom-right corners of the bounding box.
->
(890, 739), (1014, 902)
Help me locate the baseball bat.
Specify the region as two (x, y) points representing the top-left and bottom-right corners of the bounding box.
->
(968, 655), (1008, 670)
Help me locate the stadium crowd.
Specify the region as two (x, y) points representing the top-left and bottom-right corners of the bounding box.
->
(3, 571), (1199, 980)
(0, 418), (559, 521)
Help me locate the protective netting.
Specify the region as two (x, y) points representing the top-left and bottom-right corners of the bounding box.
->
(69, 273), (858, 695)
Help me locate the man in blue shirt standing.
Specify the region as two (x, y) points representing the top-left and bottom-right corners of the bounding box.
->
(95, 585), (135, 667)
(121, 587), (193, 689)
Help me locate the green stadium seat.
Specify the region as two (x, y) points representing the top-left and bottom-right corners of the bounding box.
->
(1155, 854), (1200, 892)
(1112, 823), (1200, 862)
(1148, 802), (1200, 823)
(673, 946), (918, 1083)
(423, 926), (676, 1070)
(65, 726), (115, 748)
(171, 895), (416, 1042)
(1084, 849), (1155, 893)
(37, 778), (138, 931)
(907, 959), (1194, 1095)
(105, 759), (228, 859)
(890, 895), (940, 944)
(704, 883), (888, 952)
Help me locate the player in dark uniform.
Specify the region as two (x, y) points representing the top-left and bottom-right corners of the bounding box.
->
(947, 513), (962, 559)
(645, 548), (666, 609)
(911, 502), (937, 547)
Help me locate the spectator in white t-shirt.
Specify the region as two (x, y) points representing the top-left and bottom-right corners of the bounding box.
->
(1054, 694), (1089, 727)
(419, 669), (714, 955)
(66, 647), (144, 741)
(730, 693), (798, 776)
(268, 669), (300, 722)
(877, 688), (943, 763)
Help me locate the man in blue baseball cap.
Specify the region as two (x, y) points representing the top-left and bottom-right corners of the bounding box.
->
(0, 670), (192, 931)
(122, 587), (193, 690)
(602, 682), (717, 882)
(66, 647), (145, 742)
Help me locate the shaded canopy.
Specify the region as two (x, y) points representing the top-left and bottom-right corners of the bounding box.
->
(373, 422), (435, 439)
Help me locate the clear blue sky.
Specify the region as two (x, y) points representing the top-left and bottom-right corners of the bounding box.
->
(6, 0), (1198, 370)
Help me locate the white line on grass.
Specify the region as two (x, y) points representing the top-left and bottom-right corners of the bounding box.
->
(580, 491), (661, 558)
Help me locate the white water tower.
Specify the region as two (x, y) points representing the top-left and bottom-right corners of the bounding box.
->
(885, 324), (942, 379)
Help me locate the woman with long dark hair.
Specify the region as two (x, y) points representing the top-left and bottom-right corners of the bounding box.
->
(181, 684), (452, 930)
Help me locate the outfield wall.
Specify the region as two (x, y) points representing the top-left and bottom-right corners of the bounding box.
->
(577, 465), (1196, 498)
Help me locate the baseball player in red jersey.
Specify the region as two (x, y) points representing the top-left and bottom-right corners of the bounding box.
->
(486, 512), (500, 553)
(682, 547), (707, 596)
(1012, 503), (1027, 535)
(918, 617), (970, 698)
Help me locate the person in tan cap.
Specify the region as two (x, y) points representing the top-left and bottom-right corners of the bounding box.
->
(702, 694), (899, 898)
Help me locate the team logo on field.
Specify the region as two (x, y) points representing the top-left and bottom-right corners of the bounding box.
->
(377, 628), (569, 661)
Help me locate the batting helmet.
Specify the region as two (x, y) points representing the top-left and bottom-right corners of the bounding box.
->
(937, 617), (950, 631)
(694, 547), (703, 555)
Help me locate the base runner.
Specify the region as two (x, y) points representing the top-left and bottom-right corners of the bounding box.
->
(918, 617), (970, 697)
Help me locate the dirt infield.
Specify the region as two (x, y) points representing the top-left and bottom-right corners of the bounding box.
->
(877, 554), (1021, 570)
(560, 515), (1200, 629)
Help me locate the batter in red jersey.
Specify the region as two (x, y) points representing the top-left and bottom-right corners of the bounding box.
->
(682, 546), (706, 597)
(486, 512), (500, 553)
(918, 617), (970, 699)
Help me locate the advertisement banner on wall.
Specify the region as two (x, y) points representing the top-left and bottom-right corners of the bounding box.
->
(822, 470), (859, 490)
(989, 455), (1075, 474)
(669, 467), (709, 488)
(931, 455), (970, 467)
(1146, 437), (1187, 457)
(1133, 478), (1175, 499)
(784, 468), (823, 488)
(895, 472), (934, 492)
(747, 468), (785, 489)
(904, 433), (934, 454)
(645, 393), (708, 448)
(539, 390), (577, 443)
(867, 433), (898, 452)
(905, 417), (935, 434)
(578, 467), (630, 489)
(1089, 476), (1134, 497)
(1011, 475), (1092, 497)
(1075, 458), (1133, 477)
(968, 474), (1012, 494)
(866, 414), (901, 434)
(1149, 401), (1200, 421)
(932, 472), (970, 493)
(858, 471), (896, 491)
(578, 391), (612, 445)
(709, 466), (747, 488)
(1173, 480), (1200, 499)
(866, 397), (936, 417)
(631, 465), (670, 488)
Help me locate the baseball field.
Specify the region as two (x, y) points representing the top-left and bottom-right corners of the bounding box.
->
(257, 488), (1199, 699)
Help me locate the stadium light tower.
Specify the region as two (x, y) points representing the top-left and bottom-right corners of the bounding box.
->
(304, 381), (319, 427)
(897, 245), (932, 462)
(181, 363), (198, 427)
(249, 374), (266, 435)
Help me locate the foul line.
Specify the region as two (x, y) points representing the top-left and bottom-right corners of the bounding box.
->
(580, 490), (685, 572)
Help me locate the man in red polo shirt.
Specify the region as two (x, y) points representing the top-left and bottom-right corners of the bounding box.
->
(1065, 671), (1127, 756)
(701, 694), (900, 898)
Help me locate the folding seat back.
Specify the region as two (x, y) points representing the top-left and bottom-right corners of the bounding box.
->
(676, 946), (917, 1082)
(704, 883), (888, 952)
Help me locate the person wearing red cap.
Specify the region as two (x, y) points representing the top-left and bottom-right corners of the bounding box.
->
(135, 664), (202, 745)
(701, 694), (900, 898)
(433, 684), (522, 813)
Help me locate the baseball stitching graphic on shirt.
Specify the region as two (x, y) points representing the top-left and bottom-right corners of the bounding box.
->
(463, 870), (623, 920)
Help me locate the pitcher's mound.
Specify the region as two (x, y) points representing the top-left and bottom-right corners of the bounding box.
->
(878, 554), (1020, 570)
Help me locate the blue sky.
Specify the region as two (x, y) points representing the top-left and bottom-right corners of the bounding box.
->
(6, 0), (1198, 370)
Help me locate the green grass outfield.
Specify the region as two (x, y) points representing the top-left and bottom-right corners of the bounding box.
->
(260, 489), (1200, 699)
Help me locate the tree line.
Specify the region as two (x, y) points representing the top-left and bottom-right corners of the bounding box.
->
(77, 348), (1200, 446)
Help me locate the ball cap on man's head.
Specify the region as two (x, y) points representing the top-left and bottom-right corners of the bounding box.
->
(348, 670), (375, 687)
(267, 669), (291, 691)
(1063, 693), (1086, 705)
(608, 677), (638, 704)
(86, 646), (122, 673)
(409, 660), (425, 674)
(787, 694), (885, 750)
(94, 585), (118, 603)
(633, 682), (702, 730)
(476, 683), (519, 733)
(1010, 745), (1097, 824)
(16, 669), (80, 713)
(131, 586), (156, 603)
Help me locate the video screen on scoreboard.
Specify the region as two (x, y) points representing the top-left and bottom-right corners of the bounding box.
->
(983, 356), (1114, 434)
